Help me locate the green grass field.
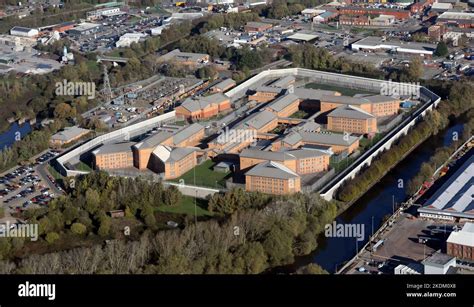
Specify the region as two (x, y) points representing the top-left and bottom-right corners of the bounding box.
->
(305, 83), (377, 97)
(290, 110), (309, 119)
(48, 165), (63, 181)
(75, 161), (93, 172)
(157, 196), (213, 217)
(170, 160), (230, 188)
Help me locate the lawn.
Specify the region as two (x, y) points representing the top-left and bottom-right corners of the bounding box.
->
(305, 83), (377, 97)
(170, 160), (230, 188)
(48, 165), (63, 181)
(290, 110), (309, 119)
(157, 196), (213, 217)
(76, 161), (93, 172)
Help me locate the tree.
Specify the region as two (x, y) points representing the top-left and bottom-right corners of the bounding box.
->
(262, 224), (294, 266)
(402, 57), (423, 81)
(434, 41), (448, 57)
(71, 222), (87, 235)
(296, 263), (329, 274)
(98, 216), (112, 237)
(45, 232), (60, 244)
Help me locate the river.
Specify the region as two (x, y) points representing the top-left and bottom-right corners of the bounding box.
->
(277, 120), (465, 273)
(0, 122), (32, 150)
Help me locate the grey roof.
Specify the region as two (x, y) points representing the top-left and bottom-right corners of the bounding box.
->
(321, 94), (369, 105)
(287, 148), (327, 159)
(299, 131), (359, 146)
(173, 123), (204, 145)
(160, 49), (209, 63)
(201, 93), (228, 104)
(447, 223), (474, 247)
(152, 145), (197, 163)
(270, 76), (295, 88)
(282, 131), (303, 146)
(237, 110), (277, 130)
(11, 26), (36, 33)
(169, 147), (197, 162)
(245, 161), (299, 180)
(93, 142), (135, 155)
(241, 148), (295, 161)
(254, 85), (286, 94)
(51, 126), (90, 142)
(294, 88), (340, 100)
(134, 130), (173, 149)
(365, 95), (400, 103)
(328, 105), (375, 119)
(180, 93), (227, 112)
(419, 154), (474, 218)
(241, 147), (327, 161)
(299, 121), (321, 132)
(213, 78), (236, 91)
(422, 250), (456, 266)
(266, 93), (299, 113)
(353, 36), (436, 53)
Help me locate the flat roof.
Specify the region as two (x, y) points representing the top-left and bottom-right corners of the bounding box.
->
(422, 250), (456, 266)
(352, 36), (436, 53)
(266, 93), (299, 113)
(419, 154), (474, 219)
(173, 123), (204, 146)
(237, 110), (277, 130)
(299, 131), (359, 146)
(437, 11), (474, 21)
(287, 33), (319, 42)
(11, 26), (37, 33)
(51, 126), (90, 142)
(213, 78), (235, 91)
(93, 141), (135, 155)
(447, 223), (474, 247)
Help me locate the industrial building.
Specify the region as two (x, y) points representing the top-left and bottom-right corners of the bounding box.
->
(244, 21), (273, 33)
(418, 154), (474, 221)
(422, 250), (457, 274)
(10, 26), (39, 38)
(351, 36), (436, 57)
(437, 11), (474, 29)
(446, 223), (474, 261)
(67, 23), (102, 37)
(50, 126), (91, 147)
(158, 49), (210, 67)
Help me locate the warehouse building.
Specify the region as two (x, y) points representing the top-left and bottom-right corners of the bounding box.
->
(418, 154), (474, 221)
(351, 36), (436, 57)
(437, 11), (474, 29)
(50, 126), (91, 146)
(446, 223), (474, 261)
(10, 26), (39, 38)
